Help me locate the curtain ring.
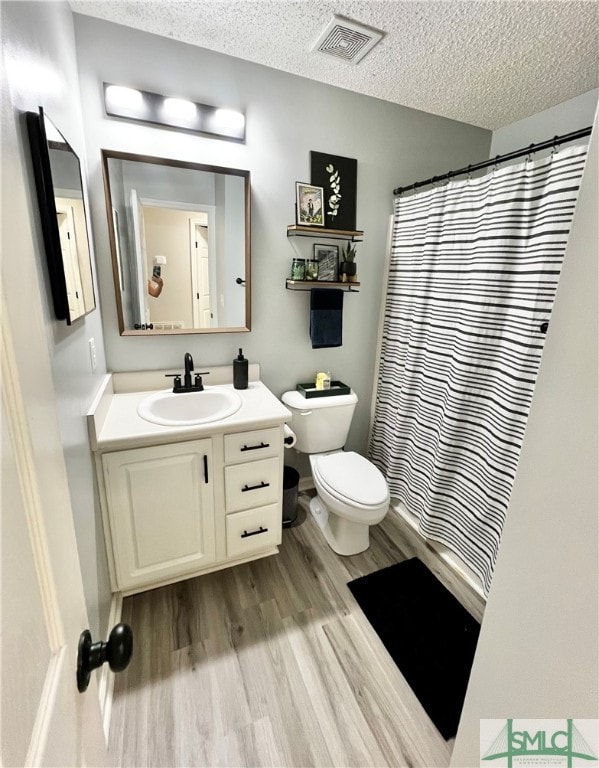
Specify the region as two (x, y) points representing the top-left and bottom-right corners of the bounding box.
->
(492, 155), (501, 174)
(432, 175), (438, 187)
(466, 165), (472, 184)
(551, 135), (559, 158)
(525, 143), (535, 163)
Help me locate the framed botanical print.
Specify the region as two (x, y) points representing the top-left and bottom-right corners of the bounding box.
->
(314, 244), (339, 281)
(310, 152), (357, 230)
(295, 182), (325, 227)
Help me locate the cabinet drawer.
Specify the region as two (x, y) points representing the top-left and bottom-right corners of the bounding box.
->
(226, 504), (281, 559)
(224, 427), (281, 463)
(224, 457), (280, 512)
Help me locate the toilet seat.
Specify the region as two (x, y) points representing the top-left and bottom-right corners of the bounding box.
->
(311, 451), (389, 508)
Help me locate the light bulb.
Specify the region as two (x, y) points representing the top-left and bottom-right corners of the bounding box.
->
(105, 85), (143, 110)
(163, 98), (197, 121)
(214, 108), (245, 131)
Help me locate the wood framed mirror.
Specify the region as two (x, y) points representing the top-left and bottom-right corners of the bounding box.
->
(26, 107), (96, 324)
(101, 150), (251, 335)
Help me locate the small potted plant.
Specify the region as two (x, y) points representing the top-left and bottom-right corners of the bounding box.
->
(339, 243), (357, 283)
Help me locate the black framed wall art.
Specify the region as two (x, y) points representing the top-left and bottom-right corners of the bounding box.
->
(310, 151), (357, 230)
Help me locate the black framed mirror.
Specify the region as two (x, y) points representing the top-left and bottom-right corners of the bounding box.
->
(26, 107), (96, 325)
(101, 150), (250, 335)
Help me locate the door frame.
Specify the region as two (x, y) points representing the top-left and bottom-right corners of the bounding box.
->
(1, 299), (108, 764)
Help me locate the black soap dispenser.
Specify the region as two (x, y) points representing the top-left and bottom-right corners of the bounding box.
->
(233, 348), (248, 389)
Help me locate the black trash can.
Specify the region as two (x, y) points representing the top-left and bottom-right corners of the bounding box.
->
(282, 466), (300, 527)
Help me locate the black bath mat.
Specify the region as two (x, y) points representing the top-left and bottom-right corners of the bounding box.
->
(348, 558), (480, 740)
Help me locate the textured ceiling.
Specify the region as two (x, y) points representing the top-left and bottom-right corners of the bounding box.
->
(70, 0), (599, 129)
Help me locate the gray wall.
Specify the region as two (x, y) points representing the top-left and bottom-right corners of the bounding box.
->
(452, 113), (598, 766)
(118, 160), (217, 206)
(490, 88), (598, 156)
(73, 13), (491, 478)
(1, 0), (112, 640)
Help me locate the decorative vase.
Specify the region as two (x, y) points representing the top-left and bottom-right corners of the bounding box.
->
(340, 261), (357, 282)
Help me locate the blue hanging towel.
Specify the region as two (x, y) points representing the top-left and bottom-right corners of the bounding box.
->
(310, 288), (343, 348)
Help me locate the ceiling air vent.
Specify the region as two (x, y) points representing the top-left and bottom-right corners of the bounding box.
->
(312, 15), (384, 64)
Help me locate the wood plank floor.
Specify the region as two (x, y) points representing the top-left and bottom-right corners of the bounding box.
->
(109, 492), (484, 767)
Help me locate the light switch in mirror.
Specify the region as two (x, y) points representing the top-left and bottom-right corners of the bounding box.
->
(26, 108), (96, 324)
(101, 150), (251, 335)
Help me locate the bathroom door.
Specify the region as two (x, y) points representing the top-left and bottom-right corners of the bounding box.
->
(191, 220), (212, 328)
(1, 300), (108, 763)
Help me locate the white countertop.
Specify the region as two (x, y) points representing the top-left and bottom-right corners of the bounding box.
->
(89, 380), (291, 452)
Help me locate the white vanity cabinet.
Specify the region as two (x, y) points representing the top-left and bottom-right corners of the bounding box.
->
(102, 439), (216, 591)
(89, 376), (291, 595)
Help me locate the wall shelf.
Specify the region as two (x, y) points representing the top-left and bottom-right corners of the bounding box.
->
(287, 225), (363, 241)
(286, 279), (360, 292)
(286, 224), (363, 292)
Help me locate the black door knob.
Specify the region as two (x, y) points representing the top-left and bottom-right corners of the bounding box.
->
(77, 623), (133, 693)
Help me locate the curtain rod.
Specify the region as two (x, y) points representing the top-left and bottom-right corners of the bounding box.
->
(393, 125), (593, 196)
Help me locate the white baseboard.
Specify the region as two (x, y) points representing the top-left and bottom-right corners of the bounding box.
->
(98, 593), (123, 741)
(298, 476), (315, 492)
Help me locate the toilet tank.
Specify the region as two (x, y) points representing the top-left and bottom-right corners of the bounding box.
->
(281, 390), (358, 453)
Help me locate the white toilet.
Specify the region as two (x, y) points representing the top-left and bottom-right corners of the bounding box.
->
(282, 389), (390, 555)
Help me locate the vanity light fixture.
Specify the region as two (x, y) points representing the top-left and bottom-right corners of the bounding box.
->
(103, 83), (245, 141)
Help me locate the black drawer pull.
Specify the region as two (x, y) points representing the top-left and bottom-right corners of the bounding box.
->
(241, 481), (270, 492)
(240, 526), (269, 539)
(203, 455), (208, 483)
(240, 441), (270, 452)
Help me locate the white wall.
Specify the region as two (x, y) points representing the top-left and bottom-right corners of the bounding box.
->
(1, 1), (112, 640)
(73, 13), (492, 478)
(490, 88), (598, 156)
(452, 113), (598, 767)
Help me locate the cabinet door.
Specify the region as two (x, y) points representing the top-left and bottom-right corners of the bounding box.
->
(103, 439), (215, 590)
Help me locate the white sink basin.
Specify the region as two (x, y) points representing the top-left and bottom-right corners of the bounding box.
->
(137, 387), (242, 426)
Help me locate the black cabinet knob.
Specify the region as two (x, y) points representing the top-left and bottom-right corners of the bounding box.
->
(77, 623), (133, 693)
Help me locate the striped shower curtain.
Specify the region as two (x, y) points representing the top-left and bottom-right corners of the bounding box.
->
(369, 144), (588, 594)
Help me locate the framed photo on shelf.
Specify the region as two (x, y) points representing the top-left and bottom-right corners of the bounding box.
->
(314, 244), (339, 281)
(296, 182), (325, 227)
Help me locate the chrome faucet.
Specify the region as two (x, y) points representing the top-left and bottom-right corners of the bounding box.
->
(165, 352), (210, 393)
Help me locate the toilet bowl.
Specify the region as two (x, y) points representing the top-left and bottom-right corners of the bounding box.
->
(309, 451), (390, 555)
(281, 388), (390, 555)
